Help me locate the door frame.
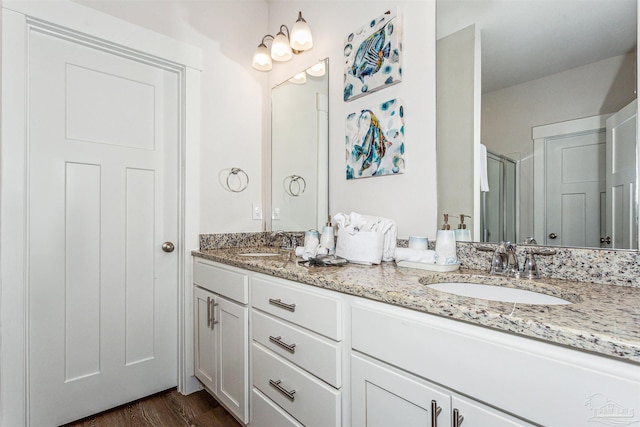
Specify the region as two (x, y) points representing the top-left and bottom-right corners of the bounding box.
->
(532, 114), (611, 245)
(0, 2), (202, 425)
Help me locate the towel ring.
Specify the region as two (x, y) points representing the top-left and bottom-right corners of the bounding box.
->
(226, 168), (249, 193)
(284, 175), (306, 197)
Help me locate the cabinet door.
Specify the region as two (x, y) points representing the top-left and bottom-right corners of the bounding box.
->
(451, 395), (533, 427)
(352, 354), (451, 427)
(194, 286), (217, 393)
(217, 296), (249, 423)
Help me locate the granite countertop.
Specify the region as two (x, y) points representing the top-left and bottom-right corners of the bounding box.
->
(192, 246), (640, 364)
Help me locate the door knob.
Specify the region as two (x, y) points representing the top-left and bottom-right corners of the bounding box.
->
(600, 236), (611, 244)
(162, 242), (175, 253)
(548, 233), (558, 239)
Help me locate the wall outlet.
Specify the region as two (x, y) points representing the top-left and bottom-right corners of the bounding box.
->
(272, 207), (281, 220)
(252, 203), (263, 220)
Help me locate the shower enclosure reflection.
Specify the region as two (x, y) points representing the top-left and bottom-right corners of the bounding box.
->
(481, 151), (517, 243)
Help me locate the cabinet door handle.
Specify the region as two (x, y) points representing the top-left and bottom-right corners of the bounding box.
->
(431, 400), (442, 427)
(269, 335), (297, 353)
(210, 299), (219, 330)
(206, 296), (211, 327)
(268, 298), (296, 312)
(453, 408), (464, 427)
(269, 379), (296, 401)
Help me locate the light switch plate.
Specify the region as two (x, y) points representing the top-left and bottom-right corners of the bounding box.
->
(252, 203), (263, 220)
(272, 207), (281, 220)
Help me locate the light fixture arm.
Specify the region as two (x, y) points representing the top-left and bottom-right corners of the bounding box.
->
(278, 25), (290, 39)
(260, 34), (274, 46)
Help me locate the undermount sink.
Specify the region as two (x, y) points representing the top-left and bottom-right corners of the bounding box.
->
(238, 253), (281, 257)
(427, 282), (572, 305)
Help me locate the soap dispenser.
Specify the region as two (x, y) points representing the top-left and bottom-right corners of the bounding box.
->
(435, 214), (457, 265)
(454, 214), (472, 242)
(320, 215), (335, 255)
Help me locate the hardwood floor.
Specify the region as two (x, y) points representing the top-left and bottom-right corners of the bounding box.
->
(62, 388), (241, 427)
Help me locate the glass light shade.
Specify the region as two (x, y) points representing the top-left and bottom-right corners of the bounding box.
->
(271, 31), (293, 62)
(290, 12), (313, 51)
(306, 61), (326, 77)
(252, 43), (272, 71)
(288, 72), (307, 85)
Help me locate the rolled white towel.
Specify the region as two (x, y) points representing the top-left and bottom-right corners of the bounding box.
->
(394, 248), (436, 264)
(296, 245), (329, 261)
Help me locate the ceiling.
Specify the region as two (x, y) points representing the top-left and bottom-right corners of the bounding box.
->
(437, 0), (637, 93)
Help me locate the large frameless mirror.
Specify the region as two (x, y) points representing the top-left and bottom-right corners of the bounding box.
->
(270, 59), (329, 232)
(436, 0), (638, 249)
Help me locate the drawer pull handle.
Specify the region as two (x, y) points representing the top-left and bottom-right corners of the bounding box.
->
(210, 299), (219, 329)
(431, 400), (442, 427)
(268, 298), (296, 312)
(269, 379), (296, 401)
(269, 335), (297, 353)
(206, 296), (211, 327)
(453, 408), (464, 427)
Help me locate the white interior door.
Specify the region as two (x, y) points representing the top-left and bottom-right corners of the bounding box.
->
(545, 131), (605, 247)
(28, 28), (179, 426)
(606, 99), (638, 250)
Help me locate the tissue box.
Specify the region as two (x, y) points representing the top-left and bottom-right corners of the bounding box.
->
(335, 229), (384, 265)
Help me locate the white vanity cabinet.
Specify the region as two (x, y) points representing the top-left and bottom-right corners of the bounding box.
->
(193, 259), (249, 424)
(351, 301), (640, 427)
(191, 257), (640, 427)
(250, 275), (343, 427)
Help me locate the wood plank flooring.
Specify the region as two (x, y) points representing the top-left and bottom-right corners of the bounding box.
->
(62, 388), (241, 427)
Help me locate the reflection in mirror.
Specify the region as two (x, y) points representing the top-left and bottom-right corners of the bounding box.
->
(271, 59), (329, 232)
(436, 0), (638, 249)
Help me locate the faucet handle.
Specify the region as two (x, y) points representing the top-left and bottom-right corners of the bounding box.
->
(521, 247), (556, 279)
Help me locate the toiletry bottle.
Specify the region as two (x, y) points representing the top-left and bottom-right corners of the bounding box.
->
(454, 214), (472, 242)
(320, 215), (335, 255)
(436, 214), (457, 264)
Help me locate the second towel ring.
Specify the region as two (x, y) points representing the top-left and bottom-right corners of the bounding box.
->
(284, 175), (306, 197)
(226, 168), (249, 193)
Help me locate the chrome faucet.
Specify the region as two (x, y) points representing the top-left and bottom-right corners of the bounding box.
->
(478, 241), (519, 277)
(478, 240), (556, 279)
(271, 230), (297, 251)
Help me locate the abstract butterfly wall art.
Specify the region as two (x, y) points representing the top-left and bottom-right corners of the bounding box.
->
(343, 9), (402, 102)
(346, 99), (405, 180)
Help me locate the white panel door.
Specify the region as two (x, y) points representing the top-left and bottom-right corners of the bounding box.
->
(545, 131), (605, 247)
(606, 100), (638, 250)
(28, 29), (179, 426)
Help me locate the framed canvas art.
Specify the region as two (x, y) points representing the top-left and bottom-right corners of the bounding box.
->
(343, 9), (402, 102)
(346, 98), (405, 179)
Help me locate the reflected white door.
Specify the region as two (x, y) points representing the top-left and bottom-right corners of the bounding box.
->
(545, 131), (605, 247)
(28, 29), (179, 426)
(606, 100), (638, 250)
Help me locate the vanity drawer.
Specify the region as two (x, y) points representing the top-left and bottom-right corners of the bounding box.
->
(251, 276), (342, 340)
(252, 343), (341, 427)
(251, 388), (303, 427)
(193, 259), (248, 304)
(252, 309), (342, 388)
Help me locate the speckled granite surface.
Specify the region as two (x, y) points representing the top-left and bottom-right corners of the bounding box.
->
(193, 244), (640, 364)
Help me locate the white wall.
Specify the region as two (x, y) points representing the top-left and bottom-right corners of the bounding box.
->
(78, 0), (438, 239)
(268, 1), (437, 239)
(76, 0), (269, 234)
(482, 52), (636, 238)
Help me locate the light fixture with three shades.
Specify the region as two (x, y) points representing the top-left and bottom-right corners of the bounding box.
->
(252, 11), (313, 71)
